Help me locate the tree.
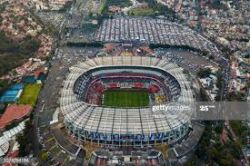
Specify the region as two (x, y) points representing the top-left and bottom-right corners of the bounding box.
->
(227, 92), (245, 101)
(19, 37), (40, 55)
(197, 68), (211, 78)
(40, 150), (49, 162)
(0, 31), (40, 77)
(0, 79), (9, 94)
(214, 122), (223, 134)
(216, 75), (223, 89)
(17, 120), (34, 157)
(209, 55), (214, 60)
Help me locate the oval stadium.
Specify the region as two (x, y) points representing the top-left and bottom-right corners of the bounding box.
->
(60, 55), (194, 146)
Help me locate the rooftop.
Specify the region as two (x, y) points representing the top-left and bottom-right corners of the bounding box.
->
(0, 104), (32, 130)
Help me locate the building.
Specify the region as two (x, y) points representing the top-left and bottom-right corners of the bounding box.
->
(60, 56), (194, 146)
(0, 104), (32, 130)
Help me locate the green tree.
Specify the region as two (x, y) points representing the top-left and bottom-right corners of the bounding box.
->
(197, 68), (211, 78)
(17, 120), (34, 157)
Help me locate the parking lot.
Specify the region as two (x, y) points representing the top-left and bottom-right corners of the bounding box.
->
(96, 17), (222, 58)
(154, 48), (219, 74)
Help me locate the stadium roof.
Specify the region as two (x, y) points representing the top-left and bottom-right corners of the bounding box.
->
(0, 121), (26, 157)
(60, 56), (194, 145)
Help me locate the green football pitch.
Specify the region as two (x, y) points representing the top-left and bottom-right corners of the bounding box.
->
(103, 89), (149, 107)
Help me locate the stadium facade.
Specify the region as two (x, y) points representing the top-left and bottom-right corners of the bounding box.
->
(60, 55), (194, 146)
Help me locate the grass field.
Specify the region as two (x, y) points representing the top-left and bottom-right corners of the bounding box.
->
(18, 84), (42, 106)
(103, 89), (149, 107)
(128, 7), (155, 16)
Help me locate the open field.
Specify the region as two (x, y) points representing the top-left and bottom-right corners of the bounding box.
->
(18, 84), (42, 106)
(103, 89), (149, 107)
(128, 7), (155, 16)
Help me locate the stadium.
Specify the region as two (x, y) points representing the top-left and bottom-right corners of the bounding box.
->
(60, 55), (194, 146)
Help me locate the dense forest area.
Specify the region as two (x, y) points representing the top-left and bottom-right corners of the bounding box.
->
(0, 31), (40, 77)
